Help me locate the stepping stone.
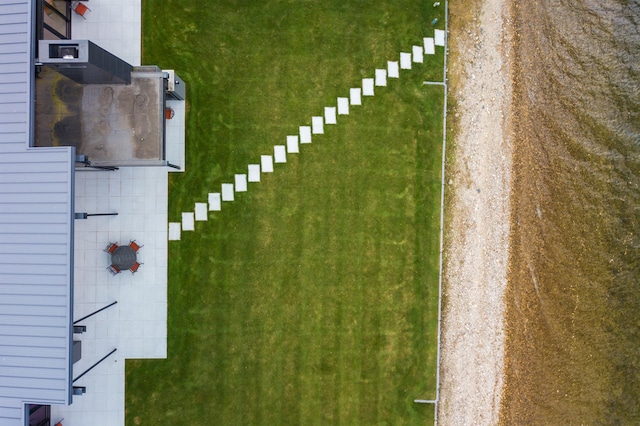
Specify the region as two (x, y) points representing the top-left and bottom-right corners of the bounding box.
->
(182, 212), (195, 231)
(400, 52), (412, 69)
(362, 78), (374, 96)
(274, 145), (287, 163)
(235, 174), (247, 192)
(195, 203), (208, 221)
(312, 116), (324, 134)
(221, 183), (234, 201)
(168, 222), (181, 240)
(261, 155), (274, 173)
(300, 126), (312, 144)
(435, 29), (446, 46)
(337, 97), (349, 115)
(208, 192), (221, 211)
(375, 69), (387, 86)
(248, 164), (260, 182)
(424, 37), (435, 55)
(413, 45), (424, 63)
(287, 135), (299, 153)
(349, 88), (362, 105)
(388, 61), (399, 78)
(325, 107), (337, 124)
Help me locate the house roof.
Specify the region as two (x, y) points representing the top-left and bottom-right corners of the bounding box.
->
(0, 1), (76, 424)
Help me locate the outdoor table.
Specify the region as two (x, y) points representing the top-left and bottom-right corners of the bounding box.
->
(111, 245), (137, 270)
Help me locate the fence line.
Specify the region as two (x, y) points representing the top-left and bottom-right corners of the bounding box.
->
(433, 1), (449, 424)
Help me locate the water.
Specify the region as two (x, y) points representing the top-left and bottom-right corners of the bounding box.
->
(502, 0), (640, 423)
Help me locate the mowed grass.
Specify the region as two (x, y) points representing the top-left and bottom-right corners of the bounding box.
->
(126, 1), (445, 424)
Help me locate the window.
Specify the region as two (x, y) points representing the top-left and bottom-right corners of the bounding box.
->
(27, 404), (51, 426)
(37, 0), (71, 43)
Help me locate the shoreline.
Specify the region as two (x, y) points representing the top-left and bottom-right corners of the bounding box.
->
(438, 0), (513, 423)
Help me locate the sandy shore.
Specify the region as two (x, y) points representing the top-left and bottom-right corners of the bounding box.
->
(437, 0), (513, 424)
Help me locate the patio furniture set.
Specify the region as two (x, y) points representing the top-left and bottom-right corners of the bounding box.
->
(105, 240), (143, 275)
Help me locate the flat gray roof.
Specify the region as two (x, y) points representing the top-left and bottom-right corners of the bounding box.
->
(0, 1), (76, 424)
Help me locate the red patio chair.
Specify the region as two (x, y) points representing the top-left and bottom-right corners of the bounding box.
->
(73, 2), (91, 19)
(129, 240), (143, 253)
(107, 264), (121, 276)
(129, 261), (142, 274)
(104, 242), (119, 254)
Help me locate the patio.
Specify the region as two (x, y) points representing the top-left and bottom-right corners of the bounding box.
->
(51, 166), (168, 425)
(44, 1), (182, 424)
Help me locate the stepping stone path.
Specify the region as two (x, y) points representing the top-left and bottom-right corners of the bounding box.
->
(169, 31), (446, 240)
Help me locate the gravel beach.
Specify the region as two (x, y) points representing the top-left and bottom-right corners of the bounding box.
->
(437, 0), (513, 423)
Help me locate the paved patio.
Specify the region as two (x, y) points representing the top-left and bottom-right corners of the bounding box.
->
(49, 1), (182, 424)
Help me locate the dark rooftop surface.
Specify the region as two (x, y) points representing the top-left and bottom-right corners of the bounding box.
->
(35, 67), (165, 166)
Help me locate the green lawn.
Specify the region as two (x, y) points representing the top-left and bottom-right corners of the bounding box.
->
(126, 1), (445, 424)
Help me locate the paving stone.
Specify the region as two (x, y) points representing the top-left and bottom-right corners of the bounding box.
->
(221, 183), (234, 201)
(261, 155), (274, 173)
(362, 78), (374, 96)
(312, 116), (324, 134)
(412, 45), (424, 63)
(182, 212), (195, 231)
(168, 222), (181, 240)
(195, 203), (208, 221)
(349, 88), (362, 105)
(287, 135), (299, 153)
(388, 61), (399, 78)
(299, 126), (312, 144)
(435, 29), (446, 46)
(375, 69), (387, 86)
(337, 97), (349, 115)
(400, 52), (412, 69)
(324, 107), (337, 124)
(274, 145), (287, 163)
(248, 164), (260, 182)
(424, 37), (435, 54)
(235, 174), (247, 192)
(208, 192), (221, 211)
